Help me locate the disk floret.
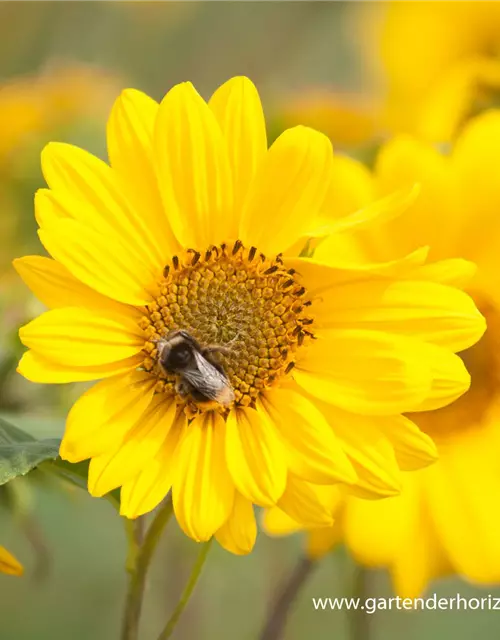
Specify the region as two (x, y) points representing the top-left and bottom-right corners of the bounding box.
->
(139, 240), (315, 411)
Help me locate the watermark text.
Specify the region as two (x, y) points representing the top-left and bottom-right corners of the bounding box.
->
(312, 594), (500, 614)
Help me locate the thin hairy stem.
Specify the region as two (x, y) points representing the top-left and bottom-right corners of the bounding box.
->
(121, 498), (174, 640)
(259, 556), (316, 640)
(157, 539), (213, 640)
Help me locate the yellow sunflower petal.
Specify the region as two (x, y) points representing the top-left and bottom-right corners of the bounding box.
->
(258, 388), (356, 485)
(35, 188), (161, 283)
(379, 415), (438, 471)
(314, 279), (485, 352)
(286, 247), (429, 295)
(407, 259), (477, 287)
(306, 525), (342, 560)
(40, 142), (164, 276)
(289, 160), (387, 258)
(374, 134), (458, 260)
(60, 371), (157, 463)
(318, 154), (374, 225)
(17, 350), (142, 384)
(277, 475), (334, 527)
(215, 492), (257, 555)
(225, 407), (287, 507)
(107, 88), (180, 259)
(261, 507), (304, 538)
(452, 110), (500, 250)
(317, 184), (420, 237)
(390, 479), (453, 598)
(120, 460), (166, 519)
(346, 472), (449, 594)
(38, 219), (155, 306)
(0, 546), (23, 576)
(33, 189), (61, 228)
(318, 402), (402, 497)
(266, 483), (342, 541)
(262, 507), (303, 536)
(343, 491), (409, 567)
(239, 126), (332, 256)
(88, 395), (178, 497)
(173, 412), (235, 542)
(154, 81), (233, 248)
(19, 307), (144, 367)
(410, 344), (471, 412)
(426, 433), (500, 582)
(120, 412), (186, 519)
(347, 468), (451, 599)
(416, 56), (500, 144)
(209, 76), (267, 214)
(295, 330), (431, 416)
(13, 256), (132, 313)
(391, 537), (453, 600)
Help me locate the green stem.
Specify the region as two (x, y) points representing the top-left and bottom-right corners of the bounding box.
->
(121, 498), (174, 640)
(349, 566), (371, 640)
(259, 556), (316, 640)
(124, 518), (143, 575)
(157, 538), (213, 640)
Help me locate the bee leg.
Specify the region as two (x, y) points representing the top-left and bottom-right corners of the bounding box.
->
(150, 337), (167, 355)
(175, 378), (192, 399)
(176, 378), (212, 406)
(153, 338), (170, 375)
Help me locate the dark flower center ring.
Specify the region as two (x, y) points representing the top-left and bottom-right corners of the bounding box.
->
(139, 240), (315, 414)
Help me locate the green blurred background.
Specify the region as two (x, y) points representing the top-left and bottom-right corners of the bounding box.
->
(1, 2), (500, 639)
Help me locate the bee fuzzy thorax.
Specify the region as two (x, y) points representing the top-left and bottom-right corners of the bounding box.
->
(155, 329), (235, 409)
(139, 240), (315, 415)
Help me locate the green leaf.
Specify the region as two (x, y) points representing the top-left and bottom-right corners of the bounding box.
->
(0, 418), (61, 485)
(0, 419), (121, 510)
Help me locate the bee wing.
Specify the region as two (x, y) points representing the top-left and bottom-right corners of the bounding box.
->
(182, 350), (234, 404)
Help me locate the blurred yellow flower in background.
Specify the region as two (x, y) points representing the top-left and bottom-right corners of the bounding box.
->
(0, 62), (118, 171)
(14, 76), (485, 554)
(0, 81), (44, 171)
(266, 109), (500, 596)
(378, 1), (500, 141)
(274, 90), (379, 148)
(0, 62), (119, 274)
(0, 545), (23, 576)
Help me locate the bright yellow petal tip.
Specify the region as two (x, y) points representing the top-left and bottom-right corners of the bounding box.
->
(0, 546), (23, 576)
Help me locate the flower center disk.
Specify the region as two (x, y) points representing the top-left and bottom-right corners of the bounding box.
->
(139, 241), (314, 412)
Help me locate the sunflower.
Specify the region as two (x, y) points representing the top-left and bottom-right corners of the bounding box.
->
(15, 77), (485, 554)
(0, 545), (23, 576)
(266, 109), (500, 592)
(366, 1), (500, 141)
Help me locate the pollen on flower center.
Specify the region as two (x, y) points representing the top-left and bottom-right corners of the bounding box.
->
(138, 240), (314, 413)
(411, 295), (500, 441)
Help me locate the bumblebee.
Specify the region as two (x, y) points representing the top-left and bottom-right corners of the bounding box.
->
(157, 330), (235, 407)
